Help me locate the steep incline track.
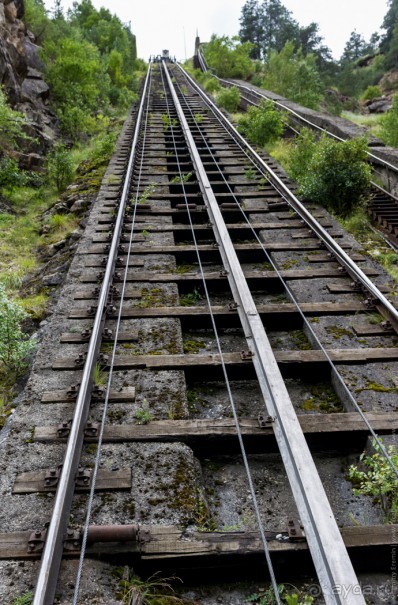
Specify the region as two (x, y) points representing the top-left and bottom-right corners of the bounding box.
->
(0, 60), (397, 605)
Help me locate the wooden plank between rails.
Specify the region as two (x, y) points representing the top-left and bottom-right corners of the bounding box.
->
(41, 386), (135, 404)
(0, 525), (396, 560)
(13, 469), (131, 494)
(68, 301), (369, 320)
(33, 413), (398, 444)
(52, 348), (398, 371)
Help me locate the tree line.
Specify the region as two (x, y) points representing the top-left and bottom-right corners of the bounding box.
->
(201, 0), (398, 108)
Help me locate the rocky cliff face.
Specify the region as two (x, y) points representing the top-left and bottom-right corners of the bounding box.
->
(0, 0), (57, 167)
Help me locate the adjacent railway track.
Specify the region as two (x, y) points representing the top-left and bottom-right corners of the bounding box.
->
(196, 48), (398, 248)
(0, 58), (397, 605)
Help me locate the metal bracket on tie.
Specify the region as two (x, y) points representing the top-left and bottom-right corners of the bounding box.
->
(219, 270), (228, 277)
(101, 257), (108, 267)
(99, 353), (109, 366)
(287, 519), (306, 542)
(116, 258), (125, 267)
(104, 244), (110, 253)
(92, 384), (105, 400)
(257, 413), (274, 428)
(382, 320), (393, 331)
(63, 529), (82, 552)
(228, 302), (238, 311)
(44, 465), (62, 488)
(110, 286), (121, 298)
(86, 305), (97, 317)
(103, 328), (113, 339)
(84, 422), (99, 438)
(74, 353), (87, 368)
(92, 286), (100, 297)
(66, 384), (80, 399)
(106, 304), (117, 316)
(364, 297), (377, 309)
(81, 329), (91, 340)
(350, 281), (362, 292)
(241, 350), (254, 361)
(57, 420), (72, 438)
(28, 528), (47, 554)
(96, 271), (105, 282)
(75, 467), (92, 488)
(338, 266), (347, 274)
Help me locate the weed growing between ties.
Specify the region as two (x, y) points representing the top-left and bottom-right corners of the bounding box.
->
(245, 584), (314, 605)
(348, 438), (398, 522)
(114, 568), (186, 605)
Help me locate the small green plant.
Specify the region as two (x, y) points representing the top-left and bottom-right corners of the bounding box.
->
(135, 399), (153, 424)
(170, 172), (192, 184)
(47, 144), (75, 192)
(238, 100), (285, 146)
(93, 362), (107, 387)
(179, 288), (202, 306)
(161, 114), (178, 131)
(194, 113), (204, 123)
(136, 183), (156, 205)
(0, 284), (35, 374)
(349, 438), (398, 522)
(115, 568), (184, 605)
(245, 585), (284, 604)
(244, 167), (257, 179)
(361, 85), (382, 102)
(216, 86), (241, 112)
(12, 593), (34, 605)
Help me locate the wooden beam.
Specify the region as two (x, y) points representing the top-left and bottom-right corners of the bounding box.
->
(13, 469), (131, 494)
(52, 348), (398, 371)
(0, 524), (395, 561)
(33, 412), (398, 446)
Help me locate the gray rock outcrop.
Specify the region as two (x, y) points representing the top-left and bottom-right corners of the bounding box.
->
(0, 0), (57, 163)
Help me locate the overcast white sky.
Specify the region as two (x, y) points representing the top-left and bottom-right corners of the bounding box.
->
(49, 0), (390, 61)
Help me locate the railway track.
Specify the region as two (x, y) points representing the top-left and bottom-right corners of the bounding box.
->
(0, 59), (398, 605)
(196, 49), (398, 248)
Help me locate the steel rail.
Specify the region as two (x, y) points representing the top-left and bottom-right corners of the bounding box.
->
(172, 73), (398, 477)
(32, 66), (152, 605)
(197, 48), (398, 175)
(177, 62), (398, 332)
(164, 60), (365, 605)
(160, 61), (283, 605)
(72, 65), (154, 604)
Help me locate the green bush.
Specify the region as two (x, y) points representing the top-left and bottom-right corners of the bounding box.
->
(47, 144), (75, 192)
(349, 439), (398, 522)
(361, 85), (382, 102)
(380, 94), (398, 147)
(238, 100), (284, 146)
(203, 76), (221, 94)
(289, 129), (371, 216)
(262, 42), (324, 110)
(203, 35), (253, 79)
(0, 284), (35, 373)
(216, 86), (241, 112)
